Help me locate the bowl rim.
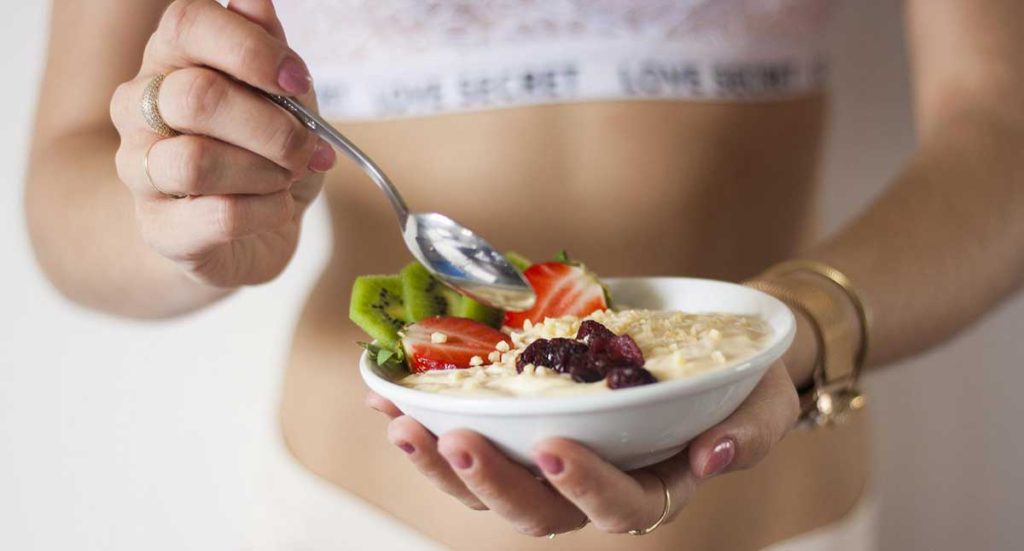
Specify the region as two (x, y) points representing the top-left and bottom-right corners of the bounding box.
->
(359, 277), (795, 416)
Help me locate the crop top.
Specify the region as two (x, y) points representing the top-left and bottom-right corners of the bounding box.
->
(275, 0), (834, 121)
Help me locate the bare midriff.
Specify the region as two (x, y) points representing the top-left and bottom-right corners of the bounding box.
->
(280, 98), (868, 550)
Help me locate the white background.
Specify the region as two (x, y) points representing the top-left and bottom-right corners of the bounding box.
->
(2, 1), (1022, 550)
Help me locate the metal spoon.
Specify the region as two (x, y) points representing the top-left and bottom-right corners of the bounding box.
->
(263, 93), (536, 312)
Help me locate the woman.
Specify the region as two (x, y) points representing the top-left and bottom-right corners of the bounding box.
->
(24, 0), (1023, 549)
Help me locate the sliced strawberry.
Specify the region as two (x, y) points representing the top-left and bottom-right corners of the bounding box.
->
(503, 262), (608, 329)
(401, 316), (512, 373)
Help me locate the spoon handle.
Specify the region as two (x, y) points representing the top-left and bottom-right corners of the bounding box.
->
(261, 92), (410, 224)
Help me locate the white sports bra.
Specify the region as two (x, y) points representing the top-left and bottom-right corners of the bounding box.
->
(275, 0), (834, 121)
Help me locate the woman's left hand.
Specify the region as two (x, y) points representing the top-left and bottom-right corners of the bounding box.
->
(365, 361), (799, 537)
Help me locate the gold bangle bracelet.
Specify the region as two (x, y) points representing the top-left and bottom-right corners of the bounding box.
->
(749, 260), (871, 427)
(762, 260), (872, 378)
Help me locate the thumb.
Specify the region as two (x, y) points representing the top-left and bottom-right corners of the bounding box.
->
(227, 0), (319, 111)
(688, 361), (799, 479)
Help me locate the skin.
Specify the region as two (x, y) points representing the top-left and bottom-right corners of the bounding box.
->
(24, 0), (1024, 545)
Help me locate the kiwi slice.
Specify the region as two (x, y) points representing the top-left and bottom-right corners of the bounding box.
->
(400, 261), (504, 327)
(452, 295), (503, 328)
(401, 262), (458, 321)
(349, 275), (408, 352)
(505, 251), (532, 272)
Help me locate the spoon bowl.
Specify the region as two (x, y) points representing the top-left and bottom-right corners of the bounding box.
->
(405, 213), (536, 312)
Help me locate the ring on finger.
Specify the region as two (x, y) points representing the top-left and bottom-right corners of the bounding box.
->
(144, 141), (187, 199)
(140, 73), (179, 138)
(628, 471), (672, 536)
(547, 517), (589, 540)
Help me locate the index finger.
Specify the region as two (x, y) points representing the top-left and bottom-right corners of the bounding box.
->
(146, 0), (310, 96)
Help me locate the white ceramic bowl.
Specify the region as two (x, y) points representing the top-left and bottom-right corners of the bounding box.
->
(360, 277), (795, 471)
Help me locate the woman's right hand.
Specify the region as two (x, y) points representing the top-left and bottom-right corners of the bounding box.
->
(109, 0), (335, 287)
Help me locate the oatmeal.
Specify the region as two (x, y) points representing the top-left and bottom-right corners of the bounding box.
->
(399, 309), (772, 397)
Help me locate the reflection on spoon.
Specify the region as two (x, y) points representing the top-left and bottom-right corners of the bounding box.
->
(406, 213), (536, 312)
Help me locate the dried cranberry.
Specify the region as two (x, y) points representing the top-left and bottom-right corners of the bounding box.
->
(588, 354), (614, 376)
(606, 335), (645, 367)
(565, 352), (609, 382)
(586, 335), (644, 367)
(576, 320), (616, 343)
(587, 335), (611, 355)
(516, 324), (652, 389)
(516, 338), (588, 373)
(568, 363), (604, 383)
(606, 367), (657, 389)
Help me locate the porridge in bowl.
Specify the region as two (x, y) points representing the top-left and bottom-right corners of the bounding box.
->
(400, 309), (773, 397)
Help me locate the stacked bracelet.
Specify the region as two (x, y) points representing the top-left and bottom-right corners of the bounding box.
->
(747, 260), (871, 428)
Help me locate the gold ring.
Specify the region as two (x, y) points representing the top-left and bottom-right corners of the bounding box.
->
(628, 471), (672, 536)
(143, 141), (186, 199)
(547, 517), (589, 540)
(140, 73), (179, 138)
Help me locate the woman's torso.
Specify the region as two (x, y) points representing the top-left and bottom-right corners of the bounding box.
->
(275, 2), (867, 549)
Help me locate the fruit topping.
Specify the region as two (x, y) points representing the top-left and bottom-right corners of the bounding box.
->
(606, 366), (658, 389)
(401, 261), (453, 321)
(566, 354), (608, 383)
(349, 275), (410, 353)
(514, 320), (656, 389)
(576, 319), (616, 343)
(504, 251), (533, 272)
(401, 316), (512, 373)
(503, 261), (608, 329)
(452, 294), (503, 329)
(595, 334), (646, 367)
(516, 338), (588, 374)
(400, 261), (502, 327)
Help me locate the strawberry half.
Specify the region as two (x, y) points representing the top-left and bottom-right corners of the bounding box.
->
(401, 316), (512, 373)
(503, 262), (609, 329)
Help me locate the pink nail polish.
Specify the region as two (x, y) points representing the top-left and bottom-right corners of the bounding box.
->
(445, 451), (473, 470)
(278, 56), (312, 95)
(397, 442), (415, 455)
(536, 453), (563, 475)
(701, 438), (736, 479)
(308, 140), (336, 173)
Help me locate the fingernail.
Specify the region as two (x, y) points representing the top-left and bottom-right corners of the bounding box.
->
(700, 437), (736, 479)
(396, 441), (415, 455)
(308, 140), (336, 173)
(278, 56), (312, 95)
(536, 453), (563, 475)
(444, 450), (473, 470)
